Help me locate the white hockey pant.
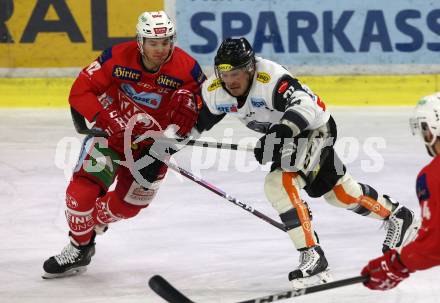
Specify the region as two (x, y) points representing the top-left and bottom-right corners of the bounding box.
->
(323, 172), (396, 219)
(265, 170), (396, 250)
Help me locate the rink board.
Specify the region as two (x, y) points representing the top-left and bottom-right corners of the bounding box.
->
(0, 74), (438, 107)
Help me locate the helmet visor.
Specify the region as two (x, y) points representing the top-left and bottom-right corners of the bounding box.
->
(215, 60), (254, 79)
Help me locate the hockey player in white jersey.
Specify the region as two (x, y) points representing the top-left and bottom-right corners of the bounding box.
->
(193, 37), (418, 288)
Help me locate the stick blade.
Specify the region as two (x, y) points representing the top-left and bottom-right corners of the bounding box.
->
(149, 275), (194, 303)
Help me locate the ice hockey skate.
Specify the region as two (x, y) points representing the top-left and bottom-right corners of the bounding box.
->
(42, 235), (96, 279)
(382, 204), (420, 253)
(288, 245), (333, 289)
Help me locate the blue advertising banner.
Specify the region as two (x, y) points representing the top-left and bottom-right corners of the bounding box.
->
(175, 0), (440, 67)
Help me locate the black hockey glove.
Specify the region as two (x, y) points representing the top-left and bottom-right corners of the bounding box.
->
(137, 140), (177, 184)
(254, 124), (293, 164)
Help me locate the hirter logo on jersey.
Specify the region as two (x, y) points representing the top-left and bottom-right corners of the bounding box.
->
(156, 74), (183, 89)
(154, 27), (167, 34)
(112, 65), (141, 82)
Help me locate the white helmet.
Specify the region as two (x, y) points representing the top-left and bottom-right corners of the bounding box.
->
(136, 11), (175, 51)
(410, 92), (440, 156)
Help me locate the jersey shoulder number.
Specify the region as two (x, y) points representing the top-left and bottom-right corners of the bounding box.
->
(272, 75), (306, 111)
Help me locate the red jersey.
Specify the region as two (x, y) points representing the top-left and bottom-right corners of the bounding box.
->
(400, 154), (440, 271)
(69, 40), (205, 132)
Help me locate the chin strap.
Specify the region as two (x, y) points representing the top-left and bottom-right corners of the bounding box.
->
(426, 144), (437, 157)
(424, 136), (440, 157)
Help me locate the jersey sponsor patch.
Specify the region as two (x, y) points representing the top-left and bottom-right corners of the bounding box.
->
(256, 72), (271, 83)
(124, 182), (157, 206)
(217, 64), (233, 72)
(153, 27), (167, 34)
(251, 97), (267, 108)
(191, 62), (206, 84)
(112, 65), (141, 82)
(98, 47), (112, 65)
(121, 83), (162, 109)
(416, 173), (430, 201)
(216, 104), (238, 113)
(208, 78), (222, 91)
(156, 74), (183, 89)
(277, 80), (289, 93)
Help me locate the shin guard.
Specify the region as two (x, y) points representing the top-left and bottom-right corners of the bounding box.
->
(65, 177), (101, 245)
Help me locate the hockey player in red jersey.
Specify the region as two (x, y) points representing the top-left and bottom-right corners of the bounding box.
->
(42, 11), (205, 279)
(361, 93), (440, 290)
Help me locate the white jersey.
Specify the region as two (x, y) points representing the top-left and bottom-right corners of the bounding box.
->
(201, 57), (330, 134)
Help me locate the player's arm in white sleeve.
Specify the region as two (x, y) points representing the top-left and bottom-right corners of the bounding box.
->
(272, 75), (321, 136)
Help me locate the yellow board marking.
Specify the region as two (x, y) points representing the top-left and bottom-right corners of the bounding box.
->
(0, 74), (439, 107)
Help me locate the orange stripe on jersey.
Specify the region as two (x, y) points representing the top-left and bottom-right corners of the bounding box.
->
(358, 195), (391, 218)
(333, 184), (358, 204)
(282, 172), (315, 247)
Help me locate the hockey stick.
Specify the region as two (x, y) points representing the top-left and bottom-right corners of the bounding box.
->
(162, 157), (286, 231)
(136, 134), (254, 152)
(70, 108), (285, 232)
(71, 106), (253, 152)
(148, 274), (368, 303)
(71, 107), (107, 137)
(181, 138), (253, 152)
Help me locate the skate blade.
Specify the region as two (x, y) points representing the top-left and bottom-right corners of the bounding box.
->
(42, 266), (87, 279)
(291, 269), (333, 289)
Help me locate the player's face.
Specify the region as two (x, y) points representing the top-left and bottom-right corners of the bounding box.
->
(142, 37), (173, 69)
(415, 121), (440, 156)
(219, 68), (251, 97)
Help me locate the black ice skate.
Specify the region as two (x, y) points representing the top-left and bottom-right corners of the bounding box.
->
(383, 205), (420, 253)
(42, 235), (96, 279)
(288, 245), (333, 289)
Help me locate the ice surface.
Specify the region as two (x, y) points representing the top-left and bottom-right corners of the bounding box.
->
(0, 107), (438, 303)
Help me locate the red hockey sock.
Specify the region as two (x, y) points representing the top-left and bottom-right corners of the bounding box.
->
(65, 177), (102, 245)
